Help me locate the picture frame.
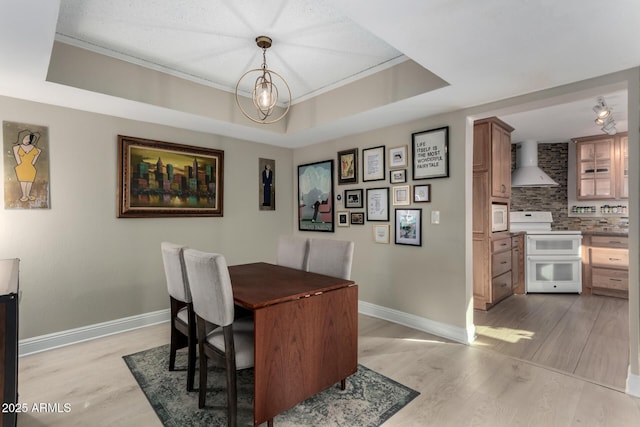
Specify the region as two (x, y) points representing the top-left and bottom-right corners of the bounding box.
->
(259, 158), (275, 210)
(388, 145), (408, 169)
(413, 184), (431, 203)
(337, 211), (350, 226)
(366, 187), (389, 221)
(362, 145), (385, 182)
(350, 212), (365, 225)
(412, 126), (449, 180)
(392, 185), (411, 206)
(389, 169), (406, 184)
(344, 188), (363, 208)
(337, 148), (358, 185)
(395, 208), (422, 246)
(117, 135), (224, 218)
(373, 224), (390, 244)
(298, 159), (334, 232)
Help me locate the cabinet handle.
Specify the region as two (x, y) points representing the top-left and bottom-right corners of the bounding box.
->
(501, 184), (506, 193)
(609, 257), (622, 261)
(500, 243), (508, 247)
(608, 241), (622, 244)
(609, 278), (622, 282)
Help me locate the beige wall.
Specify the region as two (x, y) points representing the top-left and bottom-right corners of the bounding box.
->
(0, 96), (293, 339)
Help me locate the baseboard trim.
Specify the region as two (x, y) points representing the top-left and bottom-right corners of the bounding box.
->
(18, 309), (170, 357)
(627, 367), (640, 397)
(358, 300), (472, 344)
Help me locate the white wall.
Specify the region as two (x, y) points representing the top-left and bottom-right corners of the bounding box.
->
(0, 96), (293, 339)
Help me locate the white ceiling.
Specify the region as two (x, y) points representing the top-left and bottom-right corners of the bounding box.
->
(1, 0), (639, 147)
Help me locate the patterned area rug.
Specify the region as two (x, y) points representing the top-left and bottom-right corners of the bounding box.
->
(124, 344), (419, 426)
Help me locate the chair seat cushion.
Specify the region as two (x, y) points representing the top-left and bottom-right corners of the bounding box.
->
(206, 317), (255, 370)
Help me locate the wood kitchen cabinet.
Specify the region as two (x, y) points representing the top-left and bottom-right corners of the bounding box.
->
(582, 234), (628, 299)
(473, 117), (515, 310)
(573, 132), (628, 200)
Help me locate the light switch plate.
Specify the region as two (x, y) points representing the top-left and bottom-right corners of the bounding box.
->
(431, 210), (440, 224)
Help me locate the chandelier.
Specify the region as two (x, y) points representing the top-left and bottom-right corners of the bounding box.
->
(235, 36), (291, 124)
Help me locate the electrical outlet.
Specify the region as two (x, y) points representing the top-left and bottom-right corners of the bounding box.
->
(431, 210), (440, 224)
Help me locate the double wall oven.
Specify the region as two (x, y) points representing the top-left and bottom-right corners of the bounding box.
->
(510, 212), (582, 293)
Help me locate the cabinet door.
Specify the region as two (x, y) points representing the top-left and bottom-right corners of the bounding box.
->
(618, 134), (628, 199)
(491, 124), (511, 199)
(576, 139), (615, 199)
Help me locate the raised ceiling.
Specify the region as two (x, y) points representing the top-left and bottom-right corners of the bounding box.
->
(0, 0), (639, 147)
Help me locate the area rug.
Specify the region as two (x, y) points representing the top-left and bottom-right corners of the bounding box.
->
(124, 344), (419, 426)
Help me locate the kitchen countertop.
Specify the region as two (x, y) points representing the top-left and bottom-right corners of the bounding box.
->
(580, 230), (628, 236)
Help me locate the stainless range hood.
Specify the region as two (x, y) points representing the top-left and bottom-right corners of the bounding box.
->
(511, 140), (558, 187)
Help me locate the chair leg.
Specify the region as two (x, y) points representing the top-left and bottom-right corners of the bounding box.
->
(186, 334), (196, 392)
(198, 344), (208, 409)
(340, 378), (346, 390)
(169, 327), (178, 371)
(267, 419), (273, 427)
(223, 326), (238, 427)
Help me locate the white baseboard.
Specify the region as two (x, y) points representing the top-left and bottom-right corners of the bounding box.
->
(358, 300), (473, 344)
(18, 309), (170, 356)
(627, 367), (640, 397)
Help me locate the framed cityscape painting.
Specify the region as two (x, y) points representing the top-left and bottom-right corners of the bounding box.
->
(117, 135), (224, 217)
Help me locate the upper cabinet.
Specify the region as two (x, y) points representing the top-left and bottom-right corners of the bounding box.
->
(474, 117), (514, 202)
(573, 132), (628, 200)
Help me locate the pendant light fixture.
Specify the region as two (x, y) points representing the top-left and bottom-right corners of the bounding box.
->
(235, 36), (291, 124)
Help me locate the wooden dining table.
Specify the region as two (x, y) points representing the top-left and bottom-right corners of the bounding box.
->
(228, 262), (358, 427)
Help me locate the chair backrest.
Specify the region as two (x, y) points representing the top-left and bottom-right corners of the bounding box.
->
(307, 238), (355, 280)
(183, 249), (234, 327)
(276, 235), (310, 270)
(161, 242), (191, 303)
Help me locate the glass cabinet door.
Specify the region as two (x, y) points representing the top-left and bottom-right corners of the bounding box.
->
(577, 139), (614, 199)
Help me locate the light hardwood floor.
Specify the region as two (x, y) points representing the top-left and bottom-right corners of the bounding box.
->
(473, 293), (630, 390)
(16, 313), (640, 427)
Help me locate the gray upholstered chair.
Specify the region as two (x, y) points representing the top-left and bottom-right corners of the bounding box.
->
(161, 242), (196, 392)
(307, 238), (355, 280)
(276, 235), (310, 270)
(183, 249), (254, 426)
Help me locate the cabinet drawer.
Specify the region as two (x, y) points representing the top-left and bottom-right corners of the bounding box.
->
(592, 268), (628, 291)
(492, 250), (511, 277)
(590, 247), (628, 269)
(591, 235), (628, 248)
(492, 271), (512, 302)
(492, 237), (511, 253)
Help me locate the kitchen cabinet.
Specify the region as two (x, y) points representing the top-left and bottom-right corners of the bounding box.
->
(473, 117), (514, 310)
(582, 234), (628, 299)
(574, 132), (628, 200)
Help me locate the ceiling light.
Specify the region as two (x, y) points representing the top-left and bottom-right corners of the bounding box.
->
(592, 96), (611, 120)
(601, 116), (617, 135)
(592, 96), (616, 135)
(235, 36), (291, 124)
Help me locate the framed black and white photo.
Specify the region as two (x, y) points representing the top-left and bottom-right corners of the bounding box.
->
(412, 126), (449, 180)
(413, 184), (431, 203)
(350, 211), (365, 225)
(337, 211), (349, 226)
(337, 148), (358, 185)
(362, 145), (385, 182)
(389, 169), (406, 184)
(388, 145), (408, 169)
(366, 187), (389, 221)
(344, 188), (363, 208)
(395, 209), (422, 246)
(392, 185), (411, 206)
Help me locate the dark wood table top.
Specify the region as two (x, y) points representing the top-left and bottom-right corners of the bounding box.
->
(228, 262), (355, 310)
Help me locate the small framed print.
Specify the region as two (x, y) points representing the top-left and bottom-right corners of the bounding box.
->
(388, 145), (408, 169)
(350, 211), (365, 225)
(413, 184), (431, 203)
(392, 185), (411, 206)
(337, 211), (349, 226)
(366, 187), (389, 221)
(362, 145), (385, 182)
(337, 148), (358, 185)
(373, 224), (390, 244)
(412, 126), (449, 180)
(390, 169), (406, 184)
(344, 188), (363, 208)
(395, 209), (422, 246)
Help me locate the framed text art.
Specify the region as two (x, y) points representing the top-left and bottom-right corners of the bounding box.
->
(117, 135), (224, 217)
(373, 224), (390, 244)
(395, 208), (422, 246)
(412, 126), (449, 180)
(3, 121), (51, 209)
(366, 187), (389, 221)
(298, 159), (334, 232)
(362, 145), (385, 182)
(337, 148), (358, 185)
(259, 158), (275, 210)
